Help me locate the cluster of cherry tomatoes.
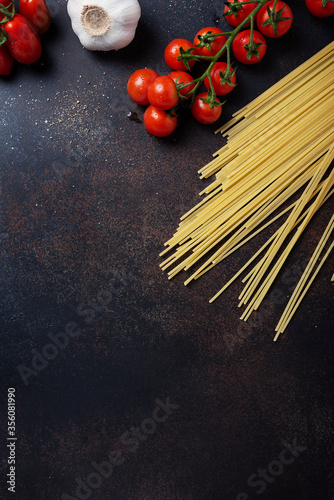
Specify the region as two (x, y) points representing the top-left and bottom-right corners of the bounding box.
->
(127, 0), (333, 138)
(127, 0), (296, 137)
(0, 0), (51, 76)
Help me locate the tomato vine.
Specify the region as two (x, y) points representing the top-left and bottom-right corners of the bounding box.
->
(173, 0), (270, 111)
(127, 0), (297, 135)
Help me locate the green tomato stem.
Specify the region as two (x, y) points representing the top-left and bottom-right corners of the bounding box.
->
(226, 44), (231, 72)
(0, 0), (15, 23)
(207, 73), (216, 97)
(249, 12), (255, 48)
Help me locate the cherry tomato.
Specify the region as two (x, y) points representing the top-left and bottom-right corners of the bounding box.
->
(3, 13), (42, 64)
(232, 29), (267, 64)
(257, 0), (293, 38)
(0, 0), (14, 22)
(127, 68), (159, 105)
(305, 0), (334, 17)
(168, 71), (195, 98)
(224, 0), (258, 27)
(143, 105), (177, 137)
(0, 43), (14, 75)
(204, 62), (236, 96)
(19, 0), (51, 35)
(164, 38), (197, 71)
(193, 27), (226, 57)
(191, 92), (222, 124)
(147, 75), (178, 110)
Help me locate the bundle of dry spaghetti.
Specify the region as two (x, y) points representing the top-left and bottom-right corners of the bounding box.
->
(160, 41), (334, 338)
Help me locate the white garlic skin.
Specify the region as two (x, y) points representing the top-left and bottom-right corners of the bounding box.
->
(67, 0), (141, 51)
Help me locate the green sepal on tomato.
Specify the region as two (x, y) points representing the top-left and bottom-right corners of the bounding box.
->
(191, 92), (223, 125)
(204, 62), (236, 96)
(168, 71), (195, 98)
(19, 0), (51, 35)
(193, 27), (226, 57)
(224, 0), (258, 27)
(232, 29), (267, 64)
(257, 0), (293, 38)
(164, 38), (197, 71)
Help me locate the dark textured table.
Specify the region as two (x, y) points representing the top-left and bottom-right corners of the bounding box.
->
(1, 1), (334, 499)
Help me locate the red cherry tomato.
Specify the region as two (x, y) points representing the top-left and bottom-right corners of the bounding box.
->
(147, 76), (178, 110)
(0, 43), (14, 75)
(3, 13), (42, 64)
(257, 0), (293, 38)
(204, 62), (236, 96)
(232, 29), (267, 64)
(0, 0), (14, 22)
(224, 0), (258, 27)
(305, 0), (334, 17)
(193, 27), (227, 57)
(19, 0), (51, 35)
(168, 71), (195, 98)
(127, 68), (159, 105)
(191, 92), (222, 125)
(164, 38), (197, 71)
(143, 105), (177, 137)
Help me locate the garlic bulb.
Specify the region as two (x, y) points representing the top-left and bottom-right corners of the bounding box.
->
(67, 0), (141, 51)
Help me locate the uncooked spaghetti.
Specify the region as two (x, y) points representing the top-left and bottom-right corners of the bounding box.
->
(160, 41), (334, 338)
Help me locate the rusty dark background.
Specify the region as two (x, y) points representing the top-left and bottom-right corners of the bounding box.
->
(1, 0), (334, 499)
